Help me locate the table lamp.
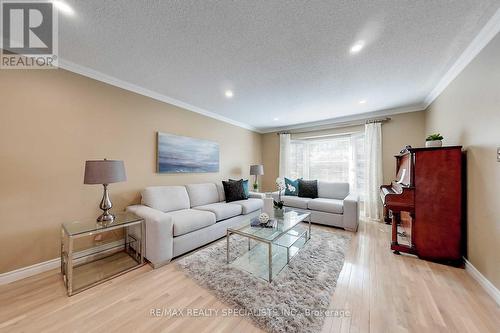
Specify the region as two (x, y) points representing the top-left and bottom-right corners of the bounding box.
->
(249, 164), (264, 191)
(84, 159), (126, 222)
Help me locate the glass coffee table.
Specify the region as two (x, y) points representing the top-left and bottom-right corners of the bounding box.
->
(226, 210), (311, 282)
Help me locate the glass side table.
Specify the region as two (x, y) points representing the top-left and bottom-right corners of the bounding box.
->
(61, 212), (145, 296)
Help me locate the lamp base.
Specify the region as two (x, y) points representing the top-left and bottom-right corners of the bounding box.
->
(97, 211), (115, 223)
(97, 184), (115, 223)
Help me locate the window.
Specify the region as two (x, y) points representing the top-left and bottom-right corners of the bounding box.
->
(288, 133), (365, 197)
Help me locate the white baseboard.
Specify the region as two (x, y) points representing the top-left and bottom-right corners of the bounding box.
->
(0, 258), (60, 286)
(464, 258), (500, 306)
(0, 240), (125, 286)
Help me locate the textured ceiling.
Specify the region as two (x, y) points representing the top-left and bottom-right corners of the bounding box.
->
(58, 1), (500, 132)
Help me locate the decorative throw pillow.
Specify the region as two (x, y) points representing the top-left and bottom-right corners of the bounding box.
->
(242, 179), (249, 197)
(284, 177), (299, 196)
(223, 179), (247, 202)
(229, 179), (249, 198)
(298, 179), (318, 198)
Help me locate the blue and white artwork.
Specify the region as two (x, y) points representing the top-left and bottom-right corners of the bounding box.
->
(157, 132), (219, 173)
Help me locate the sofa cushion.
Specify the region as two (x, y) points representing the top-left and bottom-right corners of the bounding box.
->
(216, 182), (226, 202)
(167, 209), (216, 237)
(222, 180), (247, 202)
(231, 198), (263, 214)
(284, 177), (300, 196)
(193, 202), (242, 221)
(141, 186), (190, 213)
(185, 183), (220, 207)
(281, 195), (312, 209)
(318, 181), (349, 200)
(229, 179), (250, 197)
(298, 179), (318, 198)
(308, 198), (344, 214)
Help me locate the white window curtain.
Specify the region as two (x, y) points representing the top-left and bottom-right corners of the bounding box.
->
(364, 122), (383, 221)
(287, 133), (366, 198)
(279, 133), (291, 178)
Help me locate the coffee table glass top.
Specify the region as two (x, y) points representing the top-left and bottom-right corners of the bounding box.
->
(228, 210), (310, 241)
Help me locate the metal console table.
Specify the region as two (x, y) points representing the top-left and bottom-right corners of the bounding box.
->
(61, 212), (145, 296)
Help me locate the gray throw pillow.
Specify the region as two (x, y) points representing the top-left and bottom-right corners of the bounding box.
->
(298, 179), (318, 198)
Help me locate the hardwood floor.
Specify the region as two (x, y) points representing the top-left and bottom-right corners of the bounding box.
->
(0, 220), (498, 333)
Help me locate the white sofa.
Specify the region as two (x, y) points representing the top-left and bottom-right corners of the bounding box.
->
(127, 183), (263, 268)
(272, 181), (359, 231)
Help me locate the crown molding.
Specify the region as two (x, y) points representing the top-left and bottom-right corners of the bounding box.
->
(424, 8), (500, 107)
(56, 7), (500, 134)
(57, 58), (426, 134)
(58, 59), (262, 133)
(259, 104), (426, 133)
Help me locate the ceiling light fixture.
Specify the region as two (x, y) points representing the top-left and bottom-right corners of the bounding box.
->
(53, 1), (75, 16)
(350, 41), (365, 54)
(224, 90), (234, 98)
(273, 117), (279, 121)
(359, 100), (367, 104)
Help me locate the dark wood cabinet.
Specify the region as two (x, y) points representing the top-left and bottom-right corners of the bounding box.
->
(380, 146), (465, 265)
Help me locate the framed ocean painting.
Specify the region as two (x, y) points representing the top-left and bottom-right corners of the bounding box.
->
(157, 132), (220, 173)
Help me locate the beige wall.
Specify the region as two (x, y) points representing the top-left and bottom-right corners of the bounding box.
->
(381, 112), (426, 184)
(425, 33), (500, 288)
(261, 111), (426, 192)
(0, 69), (262, 273)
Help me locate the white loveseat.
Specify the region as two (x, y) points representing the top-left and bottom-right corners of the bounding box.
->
(272, 181), (359, 231)
(127, 183), (263, 268)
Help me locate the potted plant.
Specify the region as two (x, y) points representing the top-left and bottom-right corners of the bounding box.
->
(425, 133), (443, 148)
(273, 178), (285, 217)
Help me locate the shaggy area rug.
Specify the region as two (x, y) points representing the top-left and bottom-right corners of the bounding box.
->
(177, 227), (351, 333)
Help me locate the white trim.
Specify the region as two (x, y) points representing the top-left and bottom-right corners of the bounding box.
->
(269, 8), (500, 134)
(56, 56), (428, 134)
(0, 258), (60, 286)
(57, 59), (261, 133)
(424, 8), (500, 107)
(464, 258), (500, 306)
(58, 57), (426, 133)
(260, 104), (426, 133)
(55, 8), (500, 133)
(0, 240), (124, 286)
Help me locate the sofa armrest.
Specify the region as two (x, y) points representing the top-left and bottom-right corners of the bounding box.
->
(343, 193), (359, 232)
(248, 191), (265, 199)
(126, 205), (174, 267)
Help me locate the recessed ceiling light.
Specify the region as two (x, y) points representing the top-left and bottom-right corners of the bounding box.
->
(350, 41), (365, 54)
(53, 1), (75, 16)
(273, 117), (279, 121)
(224, 90), (234, 98)
(359, 100), (367, 104)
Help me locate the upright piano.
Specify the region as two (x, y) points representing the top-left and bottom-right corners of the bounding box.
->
(380, 146), (464, 265)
